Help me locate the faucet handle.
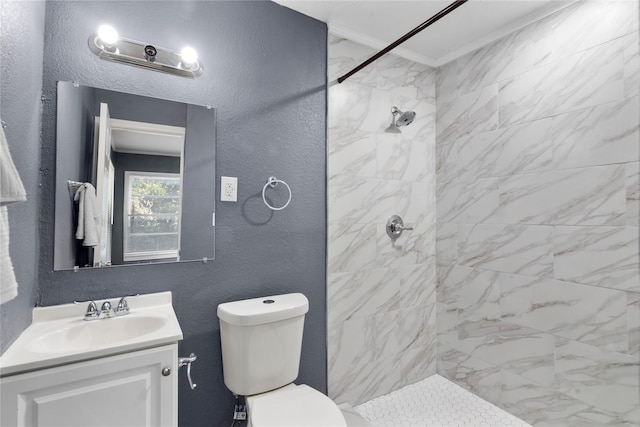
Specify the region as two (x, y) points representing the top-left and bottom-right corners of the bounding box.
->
(100, 301), (113, 317)
(115, 297), (130, 316)
(84, 301), (100, 320)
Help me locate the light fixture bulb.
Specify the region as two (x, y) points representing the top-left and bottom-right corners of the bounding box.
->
(97, 25), (119, 48)
(180, 47), (198, 68)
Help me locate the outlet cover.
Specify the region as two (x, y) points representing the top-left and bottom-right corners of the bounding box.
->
(221, 176), (238, 202)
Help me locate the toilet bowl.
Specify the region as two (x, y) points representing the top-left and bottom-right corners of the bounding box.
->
(217, 293), (348, 427)
(246, 383), (346, 427)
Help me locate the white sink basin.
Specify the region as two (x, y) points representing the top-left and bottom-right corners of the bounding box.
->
(0, 292), (183, 376)
(25, 314), (168, 354)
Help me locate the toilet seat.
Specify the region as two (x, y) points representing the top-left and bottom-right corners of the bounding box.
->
(248, 384), (347, 427)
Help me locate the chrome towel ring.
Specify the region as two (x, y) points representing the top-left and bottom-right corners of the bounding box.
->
(262, 176), (292, 211)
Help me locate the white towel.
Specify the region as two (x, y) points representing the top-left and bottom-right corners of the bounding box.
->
(0, 125), (27, 305)
(74, 183), (99, 247)
(0, 207), (18, 303)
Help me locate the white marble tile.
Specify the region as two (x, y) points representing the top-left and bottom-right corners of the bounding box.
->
(375, 228), (433, 270)
(330, 175), (431, 226)
(551, 97), (639, 170)
(436, 179), (460, 223)
(435, 60), (458, 106)
(456, 320), (556, 387)
(624, 29), (640, 96)
(553, 226), (640, 292)
(439, 265), (500, 324)
(376, 133), (433, 183)
(327, 32), (439, 409)
(458, 224), (553, 277)
(534, 0), (639, 63)
(374, 54), (435, 101)
(498, 165), (626, 226)
(500, 369), (594, 427)
(328, 127), (376, 179)
(456, 117), (553, 183)
(330, 351), (403, 406)
(329, 82), (397, 134)
(327, 268), (399, 325)
(328, 316), (376, 380)
(436, 297), (459, 345)
(397, 262), (436, 309)
(455, 35), (509, 97)
(327, 35), (377, 86)
(327, 221), (377, 274)
(437, 84), (498, 143)
(453, 178), (500, 223)
(555, 337), (640, 419)
(372, 55), (418, 99)
(328, 81), (374, 131)
(499, 38), (624, 127)
(373, 310), (402, 360)
(499, 273), (628, 352)
(366, 179), (415, 225)
(437, 342), (503, 405)
(436, 140), (457, 184)
(328, 174), (382, 223)
(436, 178), (499, 224)
(626, 162), (639, 226)
(404, 181), (436, 226)
(628, 292), (640, 358)
(398, 305), (434, 353)
(413, 66), (437, 102)
(399, 343), (437, 388)
(436, 222), (457, 266)
(457, 1), (638, 97)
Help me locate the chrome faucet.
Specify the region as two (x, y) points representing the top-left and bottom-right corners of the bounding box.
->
(100, 301), (114, 318)
(82, 297), (131, 321)
(114, 297), (130, 316)
(84, 301), (100, 320)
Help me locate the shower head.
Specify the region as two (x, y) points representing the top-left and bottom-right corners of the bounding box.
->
(386, 106), (416, 133)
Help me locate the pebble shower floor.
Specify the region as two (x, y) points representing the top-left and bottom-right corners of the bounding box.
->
(355, 375), (530, 427)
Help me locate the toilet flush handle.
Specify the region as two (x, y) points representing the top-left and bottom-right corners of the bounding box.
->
(178, 353), (197, 390)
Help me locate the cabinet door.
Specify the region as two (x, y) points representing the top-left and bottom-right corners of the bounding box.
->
(1, 344), (177, 427)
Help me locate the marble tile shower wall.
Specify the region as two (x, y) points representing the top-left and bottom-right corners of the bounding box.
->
(435, 1), (640, 425)
(327, 35), (438, 405)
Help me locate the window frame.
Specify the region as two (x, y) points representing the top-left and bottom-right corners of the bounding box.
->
(123, 171), (182, 262)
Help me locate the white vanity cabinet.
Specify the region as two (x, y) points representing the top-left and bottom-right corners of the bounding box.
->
(1, 344), (178, 427)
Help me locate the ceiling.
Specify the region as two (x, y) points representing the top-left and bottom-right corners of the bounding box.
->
(273, 0), (576, 67)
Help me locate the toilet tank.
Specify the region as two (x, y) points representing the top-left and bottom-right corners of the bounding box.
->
(217, 293), (309, 396)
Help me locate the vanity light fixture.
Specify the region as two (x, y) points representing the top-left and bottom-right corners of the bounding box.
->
(88, 25), (203, 78)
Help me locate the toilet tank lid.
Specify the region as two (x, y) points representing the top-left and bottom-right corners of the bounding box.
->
(217, 293), (309, 326)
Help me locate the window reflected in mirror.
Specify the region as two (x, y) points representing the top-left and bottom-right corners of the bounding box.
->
(124, 172), (181, 262)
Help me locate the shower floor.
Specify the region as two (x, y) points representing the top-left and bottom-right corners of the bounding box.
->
(354, 374), (530, 427)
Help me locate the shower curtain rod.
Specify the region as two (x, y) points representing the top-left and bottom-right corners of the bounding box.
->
(336, 0), (469, 84)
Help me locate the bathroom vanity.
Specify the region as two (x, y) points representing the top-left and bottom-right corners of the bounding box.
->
(0, 292), (183, 427)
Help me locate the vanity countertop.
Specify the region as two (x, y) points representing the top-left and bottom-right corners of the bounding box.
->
(0, 291), (183, 377)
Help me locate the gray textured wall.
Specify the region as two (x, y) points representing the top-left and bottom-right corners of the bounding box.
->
(3, 1), (327, 426)
(0, 1), (46, 353)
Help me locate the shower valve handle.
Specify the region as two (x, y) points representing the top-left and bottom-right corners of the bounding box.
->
(386, 215), (413, 239)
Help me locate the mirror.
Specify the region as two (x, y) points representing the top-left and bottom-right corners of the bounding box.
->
(53, 82), (215, 270)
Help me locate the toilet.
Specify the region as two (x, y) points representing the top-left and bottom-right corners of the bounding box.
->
(217, 293), (348, 427)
